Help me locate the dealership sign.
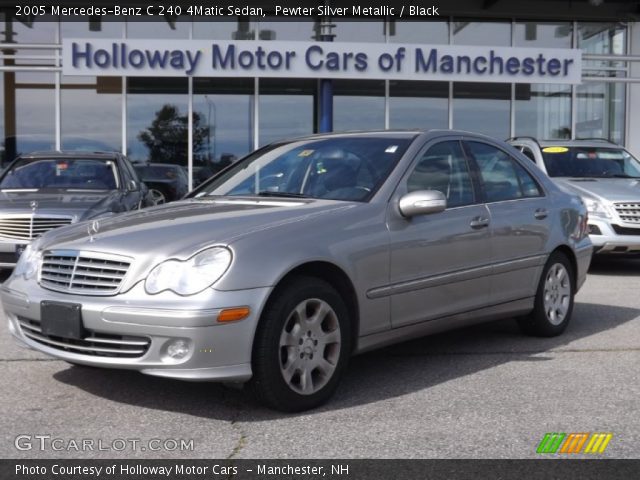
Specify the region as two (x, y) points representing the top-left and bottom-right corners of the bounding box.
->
(62, 39), (582, 84)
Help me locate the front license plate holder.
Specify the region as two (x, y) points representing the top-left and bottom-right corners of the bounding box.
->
(40, 301), (85, 339)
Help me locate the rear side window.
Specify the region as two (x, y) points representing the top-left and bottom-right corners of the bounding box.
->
(466, 141), (542, 202)
(521, 147), (536, 163)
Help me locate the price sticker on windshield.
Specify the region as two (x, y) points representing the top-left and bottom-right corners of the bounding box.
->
(542, 147), (569, 153)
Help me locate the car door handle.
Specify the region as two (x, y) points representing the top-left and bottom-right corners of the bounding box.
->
(470, 217), (490, 229)
(534, 208), (548, 220)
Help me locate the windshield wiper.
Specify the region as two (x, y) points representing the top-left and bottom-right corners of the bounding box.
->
(256, 191), (309, 198)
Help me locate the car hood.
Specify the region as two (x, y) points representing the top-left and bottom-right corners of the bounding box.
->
(553, 177), (640, 202)
(0, 190), (120, 220)
(36, 197), (356, 259)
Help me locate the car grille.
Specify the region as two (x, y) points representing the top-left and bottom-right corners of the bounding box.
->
(0, 215), (73, 240)
(612, 224), (640, 236)
(615, 202), (640, 224)
(39, 250), (131, 296)
(17, 317), (150, 358)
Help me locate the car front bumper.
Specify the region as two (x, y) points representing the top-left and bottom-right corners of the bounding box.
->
(1, 276), (273, 382)
(587, 218), (640, 254)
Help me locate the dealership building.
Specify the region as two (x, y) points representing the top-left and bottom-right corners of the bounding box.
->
(1, 1), (639, 187)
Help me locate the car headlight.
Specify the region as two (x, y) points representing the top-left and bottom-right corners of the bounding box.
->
(145, 246), (232, 296)
(584, 198), (611, 219)
(12, 244), (40, 280)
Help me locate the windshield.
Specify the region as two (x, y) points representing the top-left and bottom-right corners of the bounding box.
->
(192, 136), (415, 202)
(541, 147), (640, 179)
(0, 158), (119, 190)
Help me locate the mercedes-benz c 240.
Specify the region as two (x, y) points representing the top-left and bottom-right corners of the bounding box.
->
(2, 131), (592, 411)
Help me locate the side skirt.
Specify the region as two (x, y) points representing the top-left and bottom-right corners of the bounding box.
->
(355, 297), (534, 354)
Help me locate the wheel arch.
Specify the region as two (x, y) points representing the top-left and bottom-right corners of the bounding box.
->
(550, 244), (578, 285)
(256, 261), (360, 354)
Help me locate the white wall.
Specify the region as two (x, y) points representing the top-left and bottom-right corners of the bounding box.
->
(628, 23), (640, 157)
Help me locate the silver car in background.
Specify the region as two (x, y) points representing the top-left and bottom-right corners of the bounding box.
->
(2, 131), (592, 411)
(0, 151), (149, 269)
(508, 138), (640, 255)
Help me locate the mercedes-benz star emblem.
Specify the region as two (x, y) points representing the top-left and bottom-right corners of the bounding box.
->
(88, 220), (100, 243)
(30, 200), (38, 211)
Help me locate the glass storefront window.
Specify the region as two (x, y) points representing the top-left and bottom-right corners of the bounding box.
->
(514, 22), (572, 48)
(577, 23), (627, 143)
(453, 83), (510, 139)
(2, 17), (57, 44)
(388, 21), (448, 44)
(194, 19), (258, 40)
(126, 78), (188, 164)
(332, 21), (386, 42)
(61, 17), (123, 38)
(452, 21), (510, 46)
(576, 80), (625, 144)
(126, 19), (190, 38)
(259, 78), (314, 146)
(333, 80), (385, 131)
(62, 76), (122, 151)
(258, 19), (316, 41)
(515, 84), (572, 139)
(7, 73), (56, 161)
(193, 78), (255, 185)
(389, 81), (448, 130)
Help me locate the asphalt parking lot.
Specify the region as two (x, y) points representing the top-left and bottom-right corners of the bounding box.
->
(1, 256), (639, 459)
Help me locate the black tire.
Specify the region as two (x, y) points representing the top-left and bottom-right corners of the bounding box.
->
(250, 276), (351, 412)
(517, 251), (575, 337)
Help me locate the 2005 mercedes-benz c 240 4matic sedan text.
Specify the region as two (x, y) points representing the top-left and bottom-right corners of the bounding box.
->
(2, 131), (593, 411)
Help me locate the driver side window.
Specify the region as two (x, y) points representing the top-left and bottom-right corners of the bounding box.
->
(407, 141), (475, 208)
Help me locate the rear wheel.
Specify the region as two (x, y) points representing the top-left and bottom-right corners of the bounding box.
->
(517, 252), (575, 337)
(250, 277), (351, 412)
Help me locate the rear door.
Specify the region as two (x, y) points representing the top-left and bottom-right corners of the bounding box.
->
(463, 140), (551, 303)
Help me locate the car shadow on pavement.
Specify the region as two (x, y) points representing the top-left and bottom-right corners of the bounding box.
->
(52, 298), (640, 421)
(588, 255), (640, 276)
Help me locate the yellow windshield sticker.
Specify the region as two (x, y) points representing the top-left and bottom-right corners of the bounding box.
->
(542, 147), (569, 153)
(298, 149), (314, 157)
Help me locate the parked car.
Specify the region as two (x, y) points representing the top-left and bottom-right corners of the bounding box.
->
(2, 131), (592, 411)
(507, 138), (640, 255)
(0, 151), (150, 268)
(133, 163), (189, 204)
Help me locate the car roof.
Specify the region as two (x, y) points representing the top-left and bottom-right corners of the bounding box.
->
(509, 138), (624, 150)
(273, 129), (501, 143)
(18, 150), (122, 160)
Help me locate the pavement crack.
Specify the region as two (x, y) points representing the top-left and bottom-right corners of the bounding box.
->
(221, 388), (249, 461)
(0, 358), (59, 362)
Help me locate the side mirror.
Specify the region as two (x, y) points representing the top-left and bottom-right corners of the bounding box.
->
(127, 179), (139, 192)
(398, 190), (447, 218)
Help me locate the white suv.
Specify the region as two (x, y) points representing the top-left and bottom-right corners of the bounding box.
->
(508, 137), (640, 255)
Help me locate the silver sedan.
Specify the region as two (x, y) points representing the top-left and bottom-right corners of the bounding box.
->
(2, 130), (592, 411)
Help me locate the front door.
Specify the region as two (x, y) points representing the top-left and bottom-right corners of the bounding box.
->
(386, 139), (493, 328)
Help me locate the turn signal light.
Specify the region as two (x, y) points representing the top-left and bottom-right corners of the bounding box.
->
(217, 307), (251, 323)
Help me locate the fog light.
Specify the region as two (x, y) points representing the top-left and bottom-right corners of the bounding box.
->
(167, 340), (190, 359)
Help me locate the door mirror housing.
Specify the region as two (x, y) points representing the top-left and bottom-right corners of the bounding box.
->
(398, 190), (447, 217)
(127, 179), (139, 192)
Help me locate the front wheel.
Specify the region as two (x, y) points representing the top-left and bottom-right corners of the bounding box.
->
(517, 252), (575, 337)
(250, 277), (351, 412)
